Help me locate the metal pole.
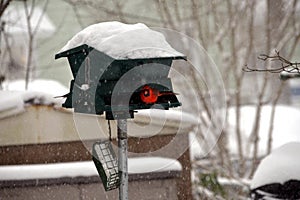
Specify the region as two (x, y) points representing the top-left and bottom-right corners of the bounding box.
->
(117, 118), (128, 200)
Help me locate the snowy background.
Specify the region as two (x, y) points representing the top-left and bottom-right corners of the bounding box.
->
(1, 0), (300, 199)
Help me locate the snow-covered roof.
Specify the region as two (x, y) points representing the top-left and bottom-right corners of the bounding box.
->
(58, 21), (184, 59)
(251, 142), (300, 189)
(0, 157), (182, 181)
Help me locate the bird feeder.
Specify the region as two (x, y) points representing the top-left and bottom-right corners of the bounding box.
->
(55, 44), (185, 120)
(55, 25), (186, 200)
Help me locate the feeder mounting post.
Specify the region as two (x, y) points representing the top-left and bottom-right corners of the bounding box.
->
(117, 118), (128, 200)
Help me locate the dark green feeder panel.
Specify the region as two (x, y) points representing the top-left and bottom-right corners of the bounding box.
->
(55, 44), (185, 119)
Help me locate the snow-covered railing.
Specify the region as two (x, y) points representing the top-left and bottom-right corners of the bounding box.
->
(0, 157), (181, 187)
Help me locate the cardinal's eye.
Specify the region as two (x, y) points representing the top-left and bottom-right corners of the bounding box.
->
(144, 89), (150, 97)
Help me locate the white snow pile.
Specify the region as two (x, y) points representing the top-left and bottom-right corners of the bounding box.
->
(0, 91), (63, 119)
(251, 142), (300, 189)
(0, 79), (68, 119)
(0, 91), (25, 119)
(2, 79), (69, 97)
(0, 157), (182, 181)
(59, 21), (184, 59)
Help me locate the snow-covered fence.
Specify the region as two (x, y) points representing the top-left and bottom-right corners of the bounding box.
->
(0, 158), (182, 200)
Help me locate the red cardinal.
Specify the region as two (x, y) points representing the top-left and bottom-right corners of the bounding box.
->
(140, 85), (177, 104)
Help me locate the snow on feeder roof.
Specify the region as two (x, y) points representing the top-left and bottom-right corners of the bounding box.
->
(58, 21), (184, 60)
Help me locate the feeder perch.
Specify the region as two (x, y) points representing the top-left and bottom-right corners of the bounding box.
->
(92, 140), (120, 191)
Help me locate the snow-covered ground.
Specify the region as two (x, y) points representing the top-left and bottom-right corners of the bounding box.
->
(58, 21), (184, 59)
(190, 105), (300, 159)
(227, 105), (300, 156)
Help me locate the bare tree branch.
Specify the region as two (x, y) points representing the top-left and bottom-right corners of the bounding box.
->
(0, 0), (12, 18)
(243, 50), (300, 74)
(24, 0), (49, 90)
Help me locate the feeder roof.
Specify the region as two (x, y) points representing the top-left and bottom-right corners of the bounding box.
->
(58, 21), (184, 60)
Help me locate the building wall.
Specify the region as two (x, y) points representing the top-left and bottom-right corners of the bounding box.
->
(1, 176), (179, 200)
